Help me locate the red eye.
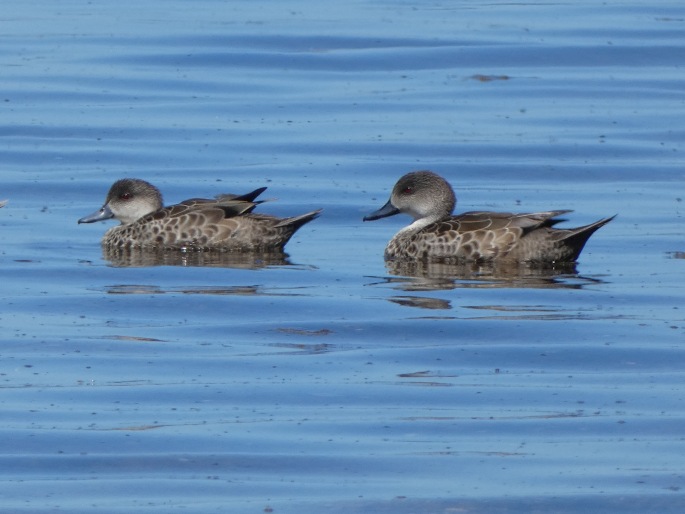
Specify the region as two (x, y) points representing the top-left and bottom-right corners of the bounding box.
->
(120, 192), (132, 200)
(403, 186), (413, 194)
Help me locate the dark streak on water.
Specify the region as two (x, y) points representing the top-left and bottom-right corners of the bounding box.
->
(1, 1), (685, 513)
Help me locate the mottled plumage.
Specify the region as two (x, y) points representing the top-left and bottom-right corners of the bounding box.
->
(79, 178), (321, 252)
(364, 170), (614, 263)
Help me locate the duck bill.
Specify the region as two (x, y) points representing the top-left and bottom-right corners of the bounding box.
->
(78, 204), (114, 224)
(363, 199), (400, 221)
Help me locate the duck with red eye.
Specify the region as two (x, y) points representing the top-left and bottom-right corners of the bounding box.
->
(364, 170), (614, 264)
(364, 171), (455, 231)
(78, 178), (321, 251)
(79, 179), (162, 226)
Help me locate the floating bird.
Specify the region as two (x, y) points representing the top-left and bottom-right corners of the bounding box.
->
(364, 170), (613, 264)
(79, 178), (321, 252)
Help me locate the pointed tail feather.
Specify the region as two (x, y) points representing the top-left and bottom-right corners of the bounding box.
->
(215, 186), (268, 203)
(275, 209), (322, 231)
(231, 187), (268, 203)
(561, 214), (616, 260)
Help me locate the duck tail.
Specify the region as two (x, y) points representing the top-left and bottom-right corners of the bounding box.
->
(561, 214), (616, 260)
(229, 187), (268, 203)
(276, 209), (322, 231)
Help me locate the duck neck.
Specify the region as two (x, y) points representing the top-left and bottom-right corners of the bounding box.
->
(399, 216), (438, 235)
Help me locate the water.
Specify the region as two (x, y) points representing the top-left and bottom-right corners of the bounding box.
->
(1, 1), (684, 512)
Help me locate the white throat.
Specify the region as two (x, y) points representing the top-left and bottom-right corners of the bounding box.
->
(398, 217), (435, 235)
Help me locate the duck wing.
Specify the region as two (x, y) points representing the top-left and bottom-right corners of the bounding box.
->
(454, 210), (573, 231)
(402, 210), (574, 261)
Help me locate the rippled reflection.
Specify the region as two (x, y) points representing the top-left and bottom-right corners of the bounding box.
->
(102, 246), (292, 268)
(388, 296), (452, 310)
(373, 259), (605, 292)
(103, 283), (315, 297)
(106, 284), (262, 296)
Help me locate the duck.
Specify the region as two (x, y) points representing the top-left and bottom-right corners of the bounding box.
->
(363, 170), (614, 264)
(78, 178), (321, 252)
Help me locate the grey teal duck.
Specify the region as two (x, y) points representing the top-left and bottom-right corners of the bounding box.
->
(364, 170), (614, 264)
(78, 178), (321, 252)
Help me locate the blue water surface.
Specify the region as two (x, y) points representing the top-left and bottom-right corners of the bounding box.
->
(1, 1), (684, 512)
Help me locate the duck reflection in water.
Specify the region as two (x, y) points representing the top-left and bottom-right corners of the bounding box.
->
(381, 258), (604, 291)
(101, 246), (293, 268)
(372, 260), (606, 311)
